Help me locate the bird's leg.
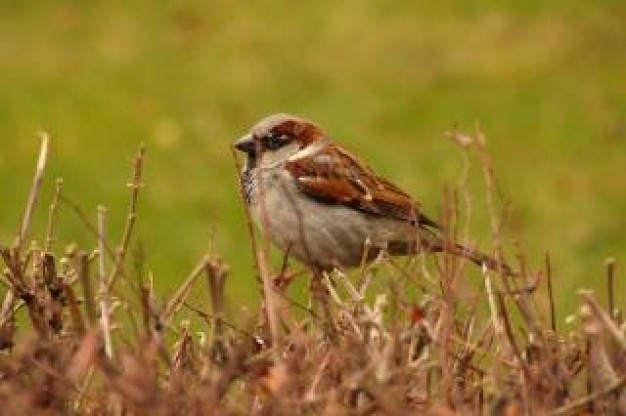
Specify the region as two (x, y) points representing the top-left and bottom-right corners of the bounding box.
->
(272, 270), (303, 295)
(309, 266), (337, 337)
(309, 266), (328, 309)
(272, 244), (298, 294)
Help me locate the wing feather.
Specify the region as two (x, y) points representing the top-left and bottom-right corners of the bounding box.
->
(285, 143), (439, 229)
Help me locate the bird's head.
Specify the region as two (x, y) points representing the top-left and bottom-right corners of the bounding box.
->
(234, 113), (325, 170)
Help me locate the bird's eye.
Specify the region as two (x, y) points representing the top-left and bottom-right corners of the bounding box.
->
(265, 132), (287, 150)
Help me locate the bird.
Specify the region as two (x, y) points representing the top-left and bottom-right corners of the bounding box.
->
(234, 113), (511, 278)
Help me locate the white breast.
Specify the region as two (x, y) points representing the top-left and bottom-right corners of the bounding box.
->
(247, 167), (413, 270)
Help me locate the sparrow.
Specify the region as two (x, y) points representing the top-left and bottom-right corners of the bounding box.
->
(234, 113), (511, 276)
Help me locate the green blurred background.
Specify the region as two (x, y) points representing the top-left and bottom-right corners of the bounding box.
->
(0, 1), (624, 315)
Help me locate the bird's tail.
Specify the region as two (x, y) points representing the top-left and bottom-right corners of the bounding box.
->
(415, 221), (515, 276)
(445, 242), (515, 276)
(388, 220), (516, 275)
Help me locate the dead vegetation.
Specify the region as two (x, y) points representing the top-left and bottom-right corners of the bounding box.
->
(0, 134), (624, 415)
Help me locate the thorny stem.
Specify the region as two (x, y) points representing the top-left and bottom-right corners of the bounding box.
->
(230, 145), (281, 349)
(605, 257), (615, 319)
(106, 144), (145, 291)
(78, 251), (96, 324)
(44, 178), (63, 253)
(257, 248), (281, 349)
(97, 206), (114, 358)
(183, 301), (257, 340)
(58, 194), (117, 260)
(163, 254), (210, 323)
(229, 146), (262, 287)
(473, 128), (503, 259)
(15, 132), (49, 251)
(553, 376), (626, 415)
(580, 290), (626, 351)
(545, 252), (556, 332)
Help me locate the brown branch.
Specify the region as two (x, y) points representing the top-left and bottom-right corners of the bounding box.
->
(163, 254), (210, 323)
(97, 206), (114, 358)
(14, 132), (49, 250)
(553, 376), (626, 415)
(58, 194), (117, 260)
(78, 251), (96, 324)
(106, 144), (145, 291)
(580, 290), (626, 351)
(44, 178), (63, 253)
(605, 257), (616, 319)
(229, 145), (262, 286)
(229, 145), (280, 348)
(545, 252), (556, 332)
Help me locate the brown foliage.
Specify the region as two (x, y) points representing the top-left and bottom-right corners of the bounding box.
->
(1, 135), (624, 415)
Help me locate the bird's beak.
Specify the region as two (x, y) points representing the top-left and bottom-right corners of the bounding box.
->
(234, 134), (256, 154)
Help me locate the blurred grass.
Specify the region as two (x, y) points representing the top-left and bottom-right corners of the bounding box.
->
(0, 1), (624, 314)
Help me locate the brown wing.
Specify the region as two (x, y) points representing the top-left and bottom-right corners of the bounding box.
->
(285, 143), (440, 229)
